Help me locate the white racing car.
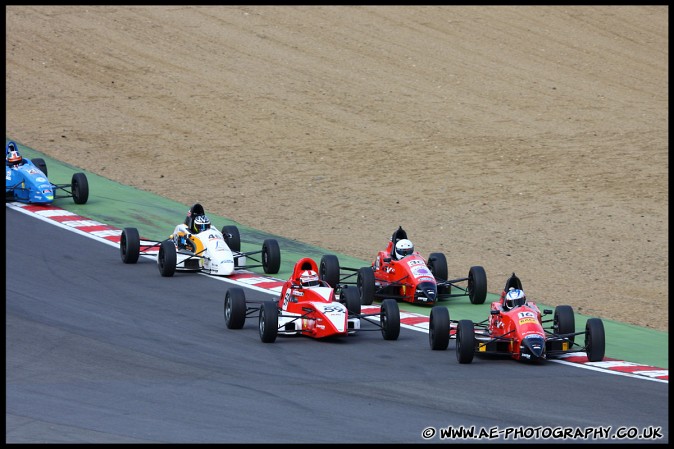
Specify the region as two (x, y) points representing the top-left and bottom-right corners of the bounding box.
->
(119, 203), (281, 277)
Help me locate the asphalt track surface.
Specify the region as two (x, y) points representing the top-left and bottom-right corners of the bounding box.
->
(5, 207), (669, 443)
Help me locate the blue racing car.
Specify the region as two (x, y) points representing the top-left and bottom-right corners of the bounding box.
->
(5, 141), (89, 205)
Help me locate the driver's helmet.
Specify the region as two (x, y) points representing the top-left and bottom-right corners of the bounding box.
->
(394, 239), (414, 259)
(504, 288), (526, 310)
(6, 142), (22, 165)
(299, 269), (320, 287)
(192, 214), (211, 233)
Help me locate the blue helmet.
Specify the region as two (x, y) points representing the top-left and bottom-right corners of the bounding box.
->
(504, 288), (526, 310)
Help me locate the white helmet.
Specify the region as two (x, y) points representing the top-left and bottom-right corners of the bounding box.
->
(192, 214), (211, 233)
(300, 270), (320, 287)
(395, 239), (414, 259)
(504, 288), (526, 310)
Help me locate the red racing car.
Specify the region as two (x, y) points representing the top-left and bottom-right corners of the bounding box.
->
(223, 257), (401, 343)
(319, 226), (487, 306)
(428, 272), (606, 364)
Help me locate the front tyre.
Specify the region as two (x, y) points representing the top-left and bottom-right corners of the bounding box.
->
(319, 254), (340, 288)
(221, 225), (241, 252)
(554, 305), (575, 344)
(429, 306), (450, 350)
(157, 239), (177, 277)
(259, 301), (278, 343)
(380, 298), (400, 341)
(120, 227), (140, 264)
(224, 288), (247, 329)
(262, 239), (281, 274)
(32, 158), (48, 176)
(468, 266), (487, 304)
(72, 173), (89, 204)
(456, 319), (475, 364)
(341, 286), (361, 315)
(357, 267), (376, 305)
(585, 318), (605, 362)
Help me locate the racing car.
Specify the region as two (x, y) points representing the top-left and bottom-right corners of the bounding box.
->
(428, 272), (606, 364)
(317, 226), (487, 306)
(119, 203), (281, 277)
(5, 140), (89, 205)
(223, 257), (401, 343)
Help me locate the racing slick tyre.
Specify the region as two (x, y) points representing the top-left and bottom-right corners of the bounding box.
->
(120, 227), (141, 264)
(32, 158), (48, 176)
(357, 267), (376, 305)
(262, 239), (281, 274)
(427, 252), (448, 280)
(319, 254), (340, 288)
(157, 239), (177, 277)
(554, 305), (575, 344)
(71, 173), (89, 204)
(259, 301), (278, 343)
(428, 252), (451, 298)
(429, 306), (450, 350)
(224, 288), (247, 329)
(341, 286), (361, 316)
(585, 318), (605, 362)
(221, 225), (241, 252)
(380, 298), (400, 341)
(456, 319), (475, 364)
(467, 266), (487, 304)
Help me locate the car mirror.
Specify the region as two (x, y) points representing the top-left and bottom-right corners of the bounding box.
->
(543, 309), (552, 315)
(383, 257), (391, 263)
(490, 309), (500, 315)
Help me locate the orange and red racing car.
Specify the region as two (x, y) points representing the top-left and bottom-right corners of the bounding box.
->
(318, 226), (487, 306)
(428, 272), (606, 364)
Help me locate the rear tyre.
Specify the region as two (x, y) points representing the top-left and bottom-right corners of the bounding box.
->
(341, 286), (361, 315)
(224, 288), (247, 329)
(262, 239), (281, 274)
(357, 267), (376, 305)
(429, 306), (450, 350)
(259, 301), (278, 343)
(157, 239), (177, 277)
(585, 318), (605, 362)
(468, 266), (487, 304)
(221, 225), (241, 252)
(120, 227), (140, 264)
(380, 298), (400, 341)
(72, 173), (89, 204)
(554, 305), (575, 344)
(319, 254), (340, 288)
(456, 320), (475, 364)
(32, 158), (48, 176)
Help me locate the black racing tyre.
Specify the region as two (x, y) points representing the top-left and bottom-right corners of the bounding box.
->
(224, 288), (247, 329)
(221, 225), (241, 252)
(259, 301), (278, 343)
(341, 286), (361, 315)
(468, 265), (487, 304)
(585, 318), (605, 362)
(456, 320), (475, 364)
(380, 298), (400, 341)
(157, 239), (177, 277)
(262, 239), (281, 274)
(72, 173), (89, 204)
(357, 267), (376, 305)
(319, 254), (340, 288)
(32, 158), (48, 176)
(429, 306), (450, 350)
(554, 305), (575, 344)
(427, 252), (448, 281)
(120, 227), (140, 264)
